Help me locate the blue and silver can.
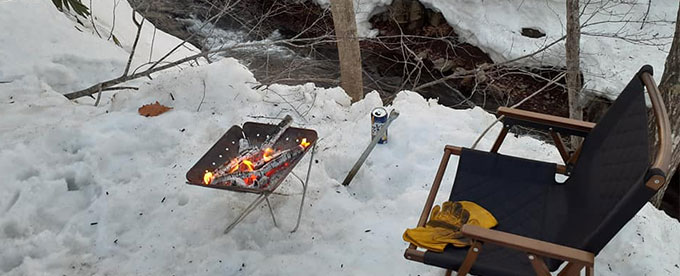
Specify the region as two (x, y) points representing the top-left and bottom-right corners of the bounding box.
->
(371, 107), (388, 144)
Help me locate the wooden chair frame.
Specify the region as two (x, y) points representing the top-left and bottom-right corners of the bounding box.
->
(404, 71), (672, 276)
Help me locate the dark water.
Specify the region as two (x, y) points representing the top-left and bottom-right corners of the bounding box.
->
(128, 0), (472, 106)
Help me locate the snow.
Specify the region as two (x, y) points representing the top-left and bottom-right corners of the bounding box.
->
(320, 0), (678, 100)
(87, 0), (200, 68)
(0, 0), (199, 97)
(1, 0), (679, 275)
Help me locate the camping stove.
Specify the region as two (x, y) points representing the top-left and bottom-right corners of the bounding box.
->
(186, 116), (317, 194)
(186, 116), (317, 234)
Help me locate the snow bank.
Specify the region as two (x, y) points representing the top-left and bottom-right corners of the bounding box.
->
(85, 0), (201, 70)
(0, 0), (200, 96)
(321, 0), (677, 99)
(1, 1), (678, 275)
(0, 0), (126, 95)
(419, 0), (677, 99)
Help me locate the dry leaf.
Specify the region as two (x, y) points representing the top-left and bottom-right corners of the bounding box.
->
(138, 101), (172, 117)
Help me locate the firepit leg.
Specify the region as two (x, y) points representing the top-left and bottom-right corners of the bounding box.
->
(291, 143), (316, 233)
(264, 196), (278, 227)
(224, 194), (267, 234)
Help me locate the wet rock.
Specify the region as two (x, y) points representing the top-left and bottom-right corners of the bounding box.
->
(521, 27), (546, 38)
(432, 58), (454, 73)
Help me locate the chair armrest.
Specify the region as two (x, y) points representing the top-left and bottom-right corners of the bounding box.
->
(461, 224), (594, 266)
(445, 145), (463, 155)
(640, 72), (671, 189)
(497, 107), (595, 137)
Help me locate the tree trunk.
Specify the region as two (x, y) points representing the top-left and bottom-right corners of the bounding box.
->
(566, 0), (584, 149)
(330, 0), (364, 102)
(651, 3), (680, 207)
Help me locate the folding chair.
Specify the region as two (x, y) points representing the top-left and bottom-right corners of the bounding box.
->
(404, 65), (672, 276)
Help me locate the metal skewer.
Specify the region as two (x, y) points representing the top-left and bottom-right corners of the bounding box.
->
(342, 110), (400, 186)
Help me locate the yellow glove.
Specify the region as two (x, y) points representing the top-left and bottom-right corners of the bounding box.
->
(427, 201), (469, 230)
(403, 201), (498, 252)
(458, 201), (497, 229)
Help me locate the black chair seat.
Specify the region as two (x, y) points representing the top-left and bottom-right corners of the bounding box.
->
(424, 243), (551, 276)
(423, 149), (565, 274)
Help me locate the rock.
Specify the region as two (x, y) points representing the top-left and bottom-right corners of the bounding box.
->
(407, 0), (425, 32)
(432, 58), (454, 73)
(416, 49), (431, 60)
(521, 27), (546, 38)
(389, 0), (409, 24)
(428, 11), (445, 27)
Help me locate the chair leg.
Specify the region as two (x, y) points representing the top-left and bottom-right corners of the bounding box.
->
(528, 254), (551, 276)
(444, 269), (452, 276)
(585, 265), (594, 276)
(457, 241), (482, 276)
(558, 262), (583, 276)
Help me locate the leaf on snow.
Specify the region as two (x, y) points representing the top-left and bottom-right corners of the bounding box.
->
(138, 101), (172, 117)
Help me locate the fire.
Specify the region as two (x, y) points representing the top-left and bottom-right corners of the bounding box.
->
(241, 159), (255, 171)
(246, 174), (258, 185)
(263, 148), (274, 162)
(300, 138), (310, 148)
(203, 171), (214, 185)
(228, 158), (239, 173)
(208, 138), (311, 187)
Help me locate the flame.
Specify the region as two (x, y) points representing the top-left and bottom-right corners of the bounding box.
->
(203, 171), (214, 185)
(300, 138), (311, 148)
(241, 159), (255, 171)
(263, 148), (274, 162)
(216, 142), (303, 187)
(228, 158), (239, 173)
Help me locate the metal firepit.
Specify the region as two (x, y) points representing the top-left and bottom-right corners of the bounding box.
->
(186, 120), (317, 234)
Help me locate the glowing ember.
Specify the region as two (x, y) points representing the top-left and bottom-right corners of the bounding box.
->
(300, 138), (310, 148)
(263, 148), (274, 162)
(247, 174), (257, 184)
(207, 136), (313, 188)
(203, 171), (214, 185)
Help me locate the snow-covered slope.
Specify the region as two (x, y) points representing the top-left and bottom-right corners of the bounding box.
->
(0, 0), (199, 97)
(323, 0), (677, 100)
(1, 1), (678, 275)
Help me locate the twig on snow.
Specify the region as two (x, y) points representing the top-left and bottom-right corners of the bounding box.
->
(197, 79), (207, 112)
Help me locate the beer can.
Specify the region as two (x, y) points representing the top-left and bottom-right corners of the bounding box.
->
(371, 107), (388, 144)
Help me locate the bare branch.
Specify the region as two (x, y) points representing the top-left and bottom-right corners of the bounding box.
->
(63, 37), (334, 100)
(123, 11), (144, 76)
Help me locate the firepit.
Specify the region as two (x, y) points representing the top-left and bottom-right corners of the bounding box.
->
(186, 116), (317, 234)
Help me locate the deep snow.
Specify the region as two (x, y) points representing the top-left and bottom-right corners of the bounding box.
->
(1, 0), (679, 275)
(318, 0), (678, 100)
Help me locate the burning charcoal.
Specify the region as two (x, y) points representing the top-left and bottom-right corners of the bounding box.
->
(234, 116), (292, 165)
(188, 115), (317, 216)
(210, 141), (310, 188)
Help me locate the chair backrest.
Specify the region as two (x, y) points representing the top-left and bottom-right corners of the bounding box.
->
(552, 69), (655, 254)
